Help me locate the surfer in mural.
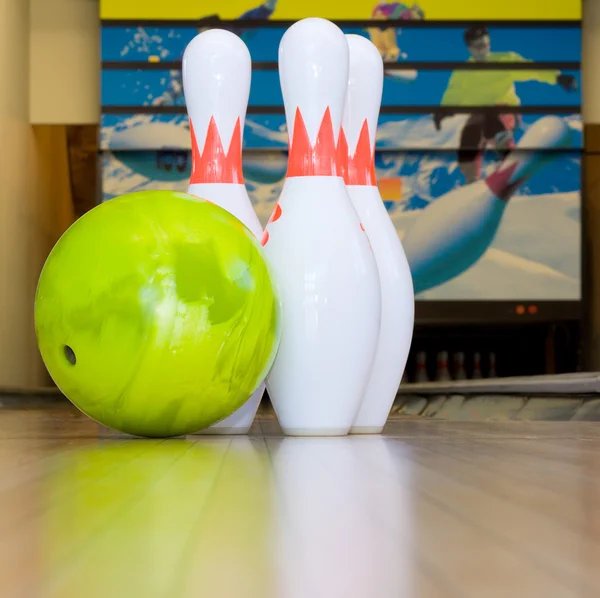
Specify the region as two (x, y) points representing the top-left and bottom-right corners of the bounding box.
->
(368, 1), (424, 63)
(237, 0), (279, 43)
(238, 0), (278, 23)
(433, 24), (578, 185)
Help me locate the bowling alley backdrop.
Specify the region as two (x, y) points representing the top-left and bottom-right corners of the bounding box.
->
(100, 0), (582, 305)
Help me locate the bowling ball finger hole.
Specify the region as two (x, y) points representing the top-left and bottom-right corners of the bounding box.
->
(63, 345), (77, 366)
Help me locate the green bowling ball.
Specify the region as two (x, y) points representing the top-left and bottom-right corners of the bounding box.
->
(35, 190), (280, 437)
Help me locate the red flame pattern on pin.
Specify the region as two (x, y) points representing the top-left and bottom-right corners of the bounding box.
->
(287, 108), (337, 177)
(190, 117), (244, 184)
(261, 203), (283, 246)
(484, 161), (524, 202)
(338, 120), (377, 187)
(336, 128), (349, 182)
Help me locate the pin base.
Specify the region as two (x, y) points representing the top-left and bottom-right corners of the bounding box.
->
(349, 425), (384, 435)
(281, 427), (349, 437)
(193, 426), (251, 436)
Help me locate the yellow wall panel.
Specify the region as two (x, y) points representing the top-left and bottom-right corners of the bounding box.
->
(30, 0), (100, 125)
(100, 0), (581, 21)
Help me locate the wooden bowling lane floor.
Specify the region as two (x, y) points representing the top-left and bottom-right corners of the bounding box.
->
(0, 401), (599, 597)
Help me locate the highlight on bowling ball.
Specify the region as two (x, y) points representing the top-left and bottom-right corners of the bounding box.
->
(35, 190), (280, 438)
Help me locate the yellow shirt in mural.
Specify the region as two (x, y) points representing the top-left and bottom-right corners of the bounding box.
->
(440, 52), (559, 107)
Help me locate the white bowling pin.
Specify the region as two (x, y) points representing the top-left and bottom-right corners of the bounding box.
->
(340, 34), (414, 435)
(489, 352), (498, 378)
(414, 351), (429, 383)
(262, 18), (381, 436)
(435, 350), (451, 381)
(453, 351), (467, 380)
(183, 29), (265, 435)
(472, 352), (483, 379)
(402, 116), (571, 294)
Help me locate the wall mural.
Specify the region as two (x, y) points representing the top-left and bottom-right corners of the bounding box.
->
(100, 1), (582, 301)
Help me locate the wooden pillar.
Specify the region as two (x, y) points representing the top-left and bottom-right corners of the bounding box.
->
(583, 127), (600, 369)
(0, 0), (77, 389)
(582, 0), (600, 369)
(0, 0), (42, 388)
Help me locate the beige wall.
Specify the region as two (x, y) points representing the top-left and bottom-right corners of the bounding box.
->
(0, 0), (77, 389)
(29, 0), (100, 124)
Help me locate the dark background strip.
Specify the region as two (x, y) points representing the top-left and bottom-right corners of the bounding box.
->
(100, 18), (582, 28)
(102, 105), (581, 115)
(102, 147), (580, 154)
(101, 61), (581, 71)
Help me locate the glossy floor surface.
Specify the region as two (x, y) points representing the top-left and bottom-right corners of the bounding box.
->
(1, 401), (599, 597)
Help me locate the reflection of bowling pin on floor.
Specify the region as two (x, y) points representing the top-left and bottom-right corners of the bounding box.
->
(273, 437), (412, 597)
(339, 34), (414, 434)
(263, 18), (381, 436)
(402, 116), (571, 294)
(183, 30), (265, 435)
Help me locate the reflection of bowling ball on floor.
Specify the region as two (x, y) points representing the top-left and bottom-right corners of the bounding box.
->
(40, 440), (274, 596)
(35, 190), (280, 437)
